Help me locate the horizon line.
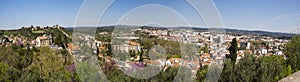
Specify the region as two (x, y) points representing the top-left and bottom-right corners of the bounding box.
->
(0, 24), (296, 34)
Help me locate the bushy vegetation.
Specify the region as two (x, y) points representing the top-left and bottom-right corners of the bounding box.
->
(0, 45), (76, 81)
(220, 36), (300, 82)
(220, 54), (290, 82)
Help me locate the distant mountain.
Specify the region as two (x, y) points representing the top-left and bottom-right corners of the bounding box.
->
(223, 28), (295, 37)
(180, 27), (295, 38)
(65, 25), (296, 38)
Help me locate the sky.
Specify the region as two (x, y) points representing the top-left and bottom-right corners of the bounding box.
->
(0, 0), (300, 33)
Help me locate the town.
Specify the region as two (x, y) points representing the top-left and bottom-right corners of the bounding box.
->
(2, 0), (300, 81)
(1, 25), (299, 81)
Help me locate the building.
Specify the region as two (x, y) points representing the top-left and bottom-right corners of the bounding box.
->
(53, 24), (61, 29)
(36, 34), (52, 47)
(200, 53), (212, 66)
(67, 43), (79, 54)
(112, 40), (141, 53)
(260, 48), (268, 55)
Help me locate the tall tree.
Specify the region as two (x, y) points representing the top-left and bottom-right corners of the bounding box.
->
(228, 38), (238, 63)
(284, 36), (300, 71)
(139, 49), (144, 62)
(219, 59), (235, 82)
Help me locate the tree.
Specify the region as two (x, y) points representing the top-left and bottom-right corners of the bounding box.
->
(219, 59), (235, 82)
(54, 35), (62, 46)
(129, 50), (136, 57)
(196, 67), (208, 82)
(0, 62), (20, 82)
(284, 36), (300, 71)
(220, 54), (287, 82)
(0, 46), (74, 81)
(104, 44), (112, 56)
(257, 56), (286, 82)
(228, 38), (238, 63)
(234, 54), (258, 81)
(199, 46), (209, 53)
(138, 49), (146, 62)
(278, 65), (293, 80)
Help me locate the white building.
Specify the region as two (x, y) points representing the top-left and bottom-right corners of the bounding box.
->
(36, 34), (52, 47)
(260, 48), (268, 55)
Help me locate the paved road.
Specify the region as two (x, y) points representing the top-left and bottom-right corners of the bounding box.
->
(279, 71), (300, 82)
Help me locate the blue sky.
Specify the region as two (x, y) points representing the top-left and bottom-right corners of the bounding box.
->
(0, 0), (300, 33)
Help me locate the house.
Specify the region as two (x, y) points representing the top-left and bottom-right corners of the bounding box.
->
(94, 41), (107, 53)
(36, 34), (52, 47)
(246, 42), (251, 49)
(275, 51), (283, 55)
(215, 55), (224, 64)
(236, 50), (245, 63)
(31, 40), (36, 45)
(164, 58), (182, 71)
(112, 40), (141, 53)
(99, 32), (108, 35)
(0, 37), (9, 44)
(200, 53), (212, 66)
(260, 48), (268, 55)
(67, 43), (79, 54)
(144, 59), (166, 68)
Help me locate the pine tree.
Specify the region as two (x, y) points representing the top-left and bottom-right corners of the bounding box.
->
(228, 38), (238, 63)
